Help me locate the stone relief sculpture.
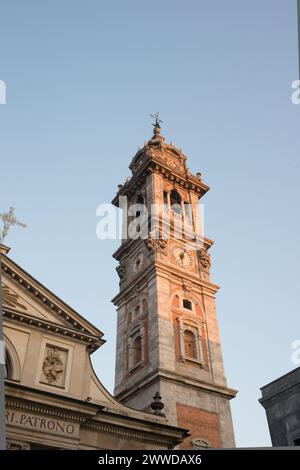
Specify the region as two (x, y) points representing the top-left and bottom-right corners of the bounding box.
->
(191, 437), (211, 449)
(116, 263), (126, 287)
(144, 233), (168, 255)
(199, 249), (211, 279)
(42, 347), (64, 386)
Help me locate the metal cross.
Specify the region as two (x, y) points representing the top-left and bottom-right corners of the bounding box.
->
(0, 207), (27, 244)
(150, 112), (163, 128)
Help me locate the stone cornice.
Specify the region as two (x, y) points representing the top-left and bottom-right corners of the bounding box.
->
(158, 369), (237, 399)
(112, 264), (157, 306)
(112, 259), (219, 306)
(259, 382), (300, 409)
(82, 420), (178, 447)
(5, 397), (87, 424)
(112, 156), (209, 207)
(116, 368), (237, 403)
(155, 262), (220, 295)
(113, 237), (143, 261)
(113, 233), (214, 262)
(5, 382), (100, 422)
(3, 308), (102, 352)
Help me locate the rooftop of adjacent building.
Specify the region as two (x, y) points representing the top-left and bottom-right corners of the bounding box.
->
(260, 366), (300, 400)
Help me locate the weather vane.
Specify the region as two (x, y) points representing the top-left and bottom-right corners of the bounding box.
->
(150, 112), (163, 128)
(0, 207), (27, 244)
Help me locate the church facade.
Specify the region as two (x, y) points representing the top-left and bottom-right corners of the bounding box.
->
(2, 243), (187, 449)
(113, 122), (237, 448)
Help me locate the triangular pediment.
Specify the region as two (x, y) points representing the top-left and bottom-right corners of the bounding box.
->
(1, 248), (104, 347)
(2, 280), (69, 326)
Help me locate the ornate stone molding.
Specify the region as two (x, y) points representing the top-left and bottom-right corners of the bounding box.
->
(3, 308), (101, 351)
(82, 421), (174, 447)
(112, 155), (209, 205)
(7, 439), (30, 450)
(5, 397), (87, 423)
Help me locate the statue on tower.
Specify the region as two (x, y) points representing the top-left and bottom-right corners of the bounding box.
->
(150, 112), (163, 129)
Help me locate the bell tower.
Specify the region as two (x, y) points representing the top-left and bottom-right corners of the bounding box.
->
(112, 120), (236, 448)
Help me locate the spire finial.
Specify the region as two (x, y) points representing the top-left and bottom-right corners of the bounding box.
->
(0, 207), (27, 244)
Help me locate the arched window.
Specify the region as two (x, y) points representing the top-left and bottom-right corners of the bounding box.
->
(133, 336), (142, 364)
(184, 330), (197, 359)
(170, 190), (181, 214)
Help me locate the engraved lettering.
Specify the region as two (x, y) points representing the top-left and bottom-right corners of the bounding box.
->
(5, 410), (76, 436)
(66, 424), (74, 434)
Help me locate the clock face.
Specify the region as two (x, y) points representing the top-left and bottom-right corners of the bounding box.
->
(172, 246), (193, 269)
(132, 252), (145, 273)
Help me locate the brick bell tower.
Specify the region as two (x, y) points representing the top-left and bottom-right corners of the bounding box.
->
(112, 118), (237, 449)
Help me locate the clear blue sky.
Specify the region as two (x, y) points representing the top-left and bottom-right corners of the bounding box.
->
(1, 1), (299, 447)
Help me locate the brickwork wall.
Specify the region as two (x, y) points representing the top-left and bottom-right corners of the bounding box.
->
(176, 403), (221, 449)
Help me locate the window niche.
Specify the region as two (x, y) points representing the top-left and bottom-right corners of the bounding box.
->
(170, 189), (182, 215)
(184, 330), (197, 359)
(126, 299), (148, 372)
(177, 318), (204, 367)
(183, 299), (193, 311)
(127, 325), (146, 372)
(129, 299), (148, 322)
(133, 336), (142, 364)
